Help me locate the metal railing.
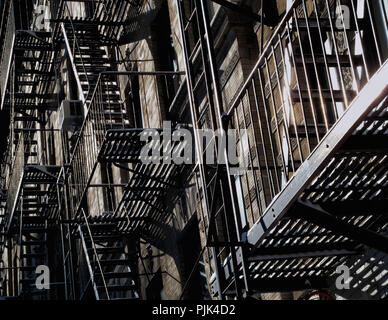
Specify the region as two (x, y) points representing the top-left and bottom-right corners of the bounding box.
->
(0, 0), (15, 109)
(5, 138), (24, 231)
(78, 208), (110, 300)
(69, 71), (184, 217)
(96, 0), (143, 42)
(60, 2), (92, 104)
(225, 0), (388, 229)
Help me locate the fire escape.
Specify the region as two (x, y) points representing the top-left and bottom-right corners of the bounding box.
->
(0, 0), (63, 299)
(52, 0), (186, 300)
(1, 0), (387, 301)
(174, 0), (388, 299)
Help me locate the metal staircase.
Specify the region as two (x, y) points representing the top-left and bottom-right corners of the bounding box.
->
(9, 165), (61, 300)
(18, 216), (49, 299)
(185, 0), (388, 299)
(176, 0), (250, 299)
(0, 0), (62, 296)
(60, 21), (129, 128)
(78, 212), (139, 300)
(54, 1), (184, 300)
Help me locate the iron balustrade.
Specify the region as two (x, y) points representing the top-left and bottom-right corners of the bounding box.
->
(226, 0), (388, 231)
(4, 138), (24, 231)
(68, 71), (184, 219)
(173, 0), (388, 297)
(0, 0), (15, 109)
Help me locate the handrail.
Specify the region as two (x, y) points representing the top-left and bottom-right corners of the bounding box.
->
(78, 225), (101, 300)
(68, 70), (184, 163)
(67, 70), (184, 217)
(61, 23), (86, 105)
(61, 1), (92, 105)
(227, 0), (302, 116)
(219, 0), (387, 216)
(79, 208), (110, 300)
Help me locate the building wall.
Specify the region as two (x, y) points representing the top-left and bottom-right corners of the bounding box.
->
(2, 0), (386, 301)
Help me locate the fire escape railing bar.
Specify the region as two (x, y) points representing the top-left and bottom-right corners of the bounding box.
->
(247, 59), (388, 246)
(67, 70), (184, 219)
(174, 0), (388, 298)
(78, 208), (110, 300)
(223, 0), (387, 224)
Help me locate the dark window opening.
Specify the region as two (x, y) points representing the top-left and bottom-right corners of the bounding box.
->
(125, 70), (143, 129)
(151, 2), (180, 113)
(101, 165), (116, 212)
(146, 269), (165, 300)
(47, 129), (56, 165)
(179, 217), (210, 300)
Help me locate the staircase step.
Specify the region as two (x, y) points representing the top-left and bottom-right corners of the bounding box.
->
(15, 210), (39, 215)
(77, 66), (109, 73)
(103, 271), (133, 279)
(22, 189), (52, 195)
(20, 253), (46, 259)
(98, 284), (137, 292)
(100, 102), (123, 107)
(294, 54), (363, 67)
(84, 223), (119, 230)
(82, 84), (118, 91)
(291, 89), (355, 102)
(75, 58), (111, 64)
(99, 259), (132, 266)
(84, 234), (123, 242)
(21, 216), (47, 223)
(88, 247), (125, 254)
(76, 50), (106, 56)
(21, 227), (48, 233)
(21, 240), (47, 246)
(20, 266), (38, 272)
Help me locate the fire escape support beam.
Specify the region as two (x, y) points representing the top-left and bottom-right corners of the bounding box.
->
(175, 0), (225, 300)
(199, 0), (250, 298)
(245, 276), (329, 294)
(248, 241), (363, 262)
(339, 134), (388, 153)
(292, 200), (388, 255)
(247, 60), (388, 248)
(209, 0), (276, 26)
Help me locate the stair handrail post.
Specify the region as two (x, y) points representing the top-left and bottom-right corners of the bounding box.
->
(78, 224), (100, 300)
(80, 208), (110, 300)
(63, 2), (91, 99)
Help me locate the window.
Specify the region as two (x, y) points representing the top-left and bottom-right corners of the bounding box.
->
(47, 129), (56, 165)
(179, 218), (210, 300)
(151, 2), (180, 109)
(125, 70), (144, 129)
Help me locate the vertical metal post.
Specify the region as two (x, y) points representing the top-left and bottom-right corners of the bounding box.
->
(198, 0), (250, 297)
(175, 0), (224, 300)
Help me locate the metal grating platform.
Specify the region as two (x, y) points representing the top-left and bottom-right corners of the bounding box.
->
(7, 165), (62, 233)
(98, 129), (162, 163)
(221, 92), (388, 295)
(94, 126), (192, 237)
(14, 31), (52, 52)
